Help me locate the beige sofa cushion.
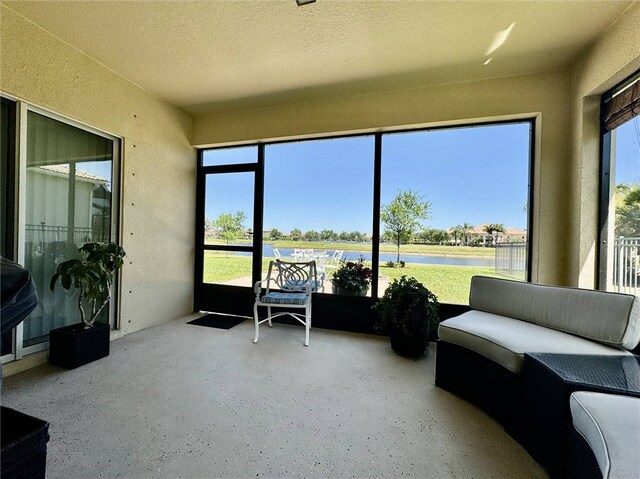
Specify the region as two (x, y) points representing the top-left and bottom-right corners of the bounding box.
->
(469, 276), (640, 350)
(570, 392), (640, 479)
(438, 311), (631, 373)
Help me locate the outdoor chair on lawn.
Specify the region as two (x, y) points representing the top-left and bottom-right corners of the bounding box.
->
(253, 260), (319, 346)
(325, 250), (344, 271)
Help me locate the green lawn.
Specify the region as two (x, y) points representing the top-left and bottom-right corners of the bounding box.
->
(203, 252), (510, 304)
(380, 263), (507, 304)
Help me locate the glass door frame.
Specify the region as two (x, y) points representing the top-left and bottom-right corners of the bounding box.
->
(597, 70), (640, 291)
(194, 145), (264, 315)
(1, 95), (121, 361)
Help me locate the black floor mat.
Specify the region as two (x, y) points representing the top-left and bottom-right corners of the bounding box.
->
(187, 314), (247, 330)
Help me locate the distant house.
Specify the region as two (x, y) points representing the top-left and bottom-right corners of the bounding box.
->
(463, 224), (527, 246)
(26, 164), (111, 243)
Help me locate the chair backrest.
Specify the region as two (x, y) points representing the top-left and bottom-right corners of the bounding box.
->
(268, 260), (317, 293)
(314, 252), (329, 273)
(273, 248), (282, 259)
(328, 250), (344, 266)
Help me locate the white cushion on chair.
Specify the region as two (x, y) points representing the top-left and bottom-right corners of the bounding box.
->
(262, 292), (307, 305)
(570, 391), (640, 479)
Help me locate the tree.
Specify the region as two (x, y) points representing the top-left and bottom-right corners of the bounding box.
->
(450, 225), (464, 245)
(204, 216), (215, 238)
(615, 183), (640, 237)
(304, 230), (320, 241)
(381, 190), (431, 262)
(320, 229), (338, 242)
(269, 228), (282, 240)
(461, 222), (474, 246)
(432, 229), (450, 245)
(290, 228), (302, 241)
(213, 211), (246, 245)
(349, 231), (365, 242)
(483, 223), (506, 246)
(419, 228), (449, 245)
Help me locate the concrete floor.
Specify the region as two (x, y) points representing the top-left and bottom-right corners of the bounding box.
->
(2, 315), (547, 478)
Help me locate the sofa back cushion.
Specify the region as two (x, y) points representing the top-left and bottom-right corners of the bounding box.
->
(469, 276), (640, 350)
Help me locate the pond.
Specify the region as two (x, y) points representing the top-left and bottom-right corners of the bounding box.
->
(236, 244), (495, 267)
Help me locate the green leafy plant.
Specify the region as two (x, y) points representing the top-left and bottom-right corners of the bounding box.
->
(50, 242), (126, 327)
(331, 257), (373, 294)
(374, 275), (440, 340)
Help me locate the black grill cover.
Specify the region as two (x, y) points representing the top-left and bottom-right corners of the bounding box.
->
(1, 257), (38, 335)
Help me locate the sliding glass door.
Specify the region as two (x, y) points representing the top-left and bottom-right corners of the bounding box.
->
(1, 98), (17, 359)
(0, 100), (122, 358)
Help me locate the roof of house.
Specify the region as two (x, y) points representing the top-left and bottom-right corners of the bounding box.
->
(466, 223), (527, 235)
(32, 164), (109, 184)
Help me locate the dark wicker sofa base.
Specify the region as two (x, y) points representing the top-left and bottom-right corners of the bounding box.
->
(435, 340), (523, 439)
(565, 424), (601, 479)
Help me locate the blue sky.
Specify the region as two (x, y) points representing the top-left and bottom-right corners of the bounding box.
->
(615, 117), (640, 184)
(79, 117), (639, 236)
(206, 122), (531, 234)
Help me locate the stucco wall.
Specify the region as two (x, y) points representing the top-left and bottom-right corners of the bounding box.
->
(193, 70), (572, 286)
(568, 2), (640, 288)
(0, 6), (195, 340)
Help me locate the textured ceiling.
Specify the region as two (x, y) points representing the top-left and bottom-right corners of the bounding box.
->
(3, 0), (635, 115)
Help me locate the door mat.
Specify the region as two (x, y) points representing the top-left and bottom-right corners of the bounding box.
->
(187, 314), (247, 330)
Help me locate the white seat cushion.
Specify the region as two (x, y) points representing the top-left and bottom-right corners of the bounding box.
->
(570, 392), (640, 479)
(438, 311), (631, 373)
(469, 276), (640, 350)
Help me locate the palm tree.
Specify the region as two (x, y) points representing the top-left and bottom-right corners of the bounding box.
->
(461, 223), (474, 245)
(450, 225), (464, 245)
(483, 223), (506, 246)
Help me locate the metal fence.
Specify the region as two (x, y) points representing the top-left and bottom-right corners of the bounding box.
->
(26, 225), (99, 245)
(613, 237), (640, 295)
(495, 242), (527, 280)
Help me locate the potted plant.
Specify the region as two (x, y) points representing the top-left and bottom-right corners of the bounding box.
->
(48, 241), (125, 369)
(374, 275), (440, 358)
(331, 257), (373, 296)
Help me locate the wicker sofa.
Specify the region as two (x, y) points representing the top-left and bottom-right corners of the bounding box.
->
(434, 276), (640, 437)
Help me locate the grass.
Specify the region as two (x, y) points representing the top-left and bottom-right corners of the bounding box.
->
(202, 252), (255, 284)
(380, 264), (508, 304)
(205, 238), (495, 257)
(203, 252), (511, 304)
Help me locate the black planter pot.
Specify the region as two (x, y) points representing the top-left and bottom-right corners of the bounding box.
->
(389, 327), (429, 358)
(0, 406), (50, 479)
(49, 322), (110, 369)
(388, 303), (430, 358)
(331, 284), (369, 296)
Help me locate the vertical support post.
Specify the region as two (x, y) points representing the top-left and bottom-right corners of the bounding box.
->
(371, 133), (382, 298)
(253, 145), (264, 286)
(616, 236), (624, 293)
